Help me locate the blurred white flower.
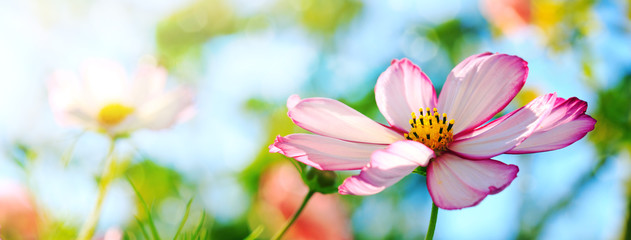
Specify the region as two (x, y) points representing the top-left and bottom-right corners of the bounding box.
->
(48, 58), (195, 138)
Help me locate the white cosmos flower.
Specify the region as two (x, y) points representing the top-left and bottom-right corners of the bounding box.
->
(48, 58), (195, 138)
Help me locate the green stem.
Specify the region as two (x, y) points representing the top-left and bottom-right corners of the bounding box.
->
(76, 138), (116, 240)
(272, 190), (315, 240)
(425, 202), (439, 240)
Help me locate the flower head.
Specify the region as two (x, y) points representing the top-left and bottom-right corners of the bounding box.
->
(48, 58), (194, 138)
(270, 52), (596, 209)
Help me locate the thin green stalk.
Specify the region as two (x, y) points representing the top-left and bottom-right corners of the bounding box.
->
(135, 217), (151, 240)
(271, 190), (315, 240)
(173, 198), (194, 240)
(62, 130), (86, 167)
(77, 138), (116, 240)
(244, 225), (264, 240)
(192, 211), (206, 239)
(425, 202), (439, 240)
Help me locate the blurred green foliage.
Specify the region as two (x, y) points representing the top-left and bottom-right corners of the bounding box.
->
(239, 104), (297, 195)
(589, 74), (631, 240)
(423, 19), (483, 64)
(41, 221), (77, 240)
(531, 0), (597, 52)
(288, 0), (363, 37)
(126, 160), (184, 214)
(156, 0), (363, 75)
(156, 0), (241, 71)
(590, 74), (631, 156)
(7, 142), (37, 170)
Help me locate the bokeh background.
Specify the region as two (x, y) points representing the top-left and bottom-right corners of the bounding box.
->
(0, 0), (630, 239)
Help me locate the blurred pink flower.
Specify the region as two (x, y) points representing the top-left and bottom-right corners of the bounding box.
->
(481, 0), (531, 33)
(48, 58), (195, 137)
(270, 52), (596, 210)
(0, 180), (38, 240)
(95, 228), (122, 240)
(258, 164), (352, 240)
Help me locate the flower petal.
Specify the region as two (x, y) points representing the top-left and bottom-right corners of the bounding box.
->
(131, 87), (195, 131)
(80, 58), (130, 105)
(131, 62), (167, 105)
(375, 59), (438, 132)
(449, 93), (556, 159)
(288, 97), (403, 144)
(338, 140), (435, 195)
(270, 134), (386, 171)
(427, 153), (518, 210)
(508, 97), (596, 153)
(287, 94), (302, 109)
(47, 70), (98, 127)
(437, 52), (528, 135)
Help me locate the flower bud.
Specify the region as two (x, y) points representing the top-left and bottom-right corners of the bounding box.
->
(303, 167), (338, 194)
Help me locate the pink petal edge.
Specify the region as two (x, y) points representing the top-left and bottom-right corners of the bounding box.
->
(287, 94), (301, 109)
(288, 97), (404, 144)
(508, 97), (596, 153)
(338, 140), (435, 195)
(427, 153), (518, 210)
(449, 93), (556, 159)
(269, 134), (387, 171)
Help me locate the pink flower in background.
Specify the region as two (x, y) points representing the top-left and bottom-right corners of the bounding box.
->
(258, 164), (352, 240)
(481, 0), (531, 34)
(48, 58), (195, 138)
(270, 52), (596, 209)
(96, 228), (122, 240)
(0, 180), (39, 240)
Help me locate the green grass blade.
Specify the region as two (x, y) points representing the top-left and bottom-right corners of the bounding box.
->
(173, 198), (194, 240)
(243, 225), (264, 240)
(62, 131), (85, 167)
(127, 175), (161, 240)
(192, 211), (206, 239)
(135, 216), (151, 240)
(198, 229), (208, 240)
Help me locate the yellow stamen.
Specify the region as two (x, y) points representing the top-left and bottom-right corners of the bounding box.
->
(97, 103), (134, 126)
(405, 108), (455, 151)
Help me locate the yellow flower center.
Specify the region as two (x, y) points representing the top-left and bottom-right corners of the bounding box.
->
(404, 108), (455, 151)
(97, 103), (134, 126)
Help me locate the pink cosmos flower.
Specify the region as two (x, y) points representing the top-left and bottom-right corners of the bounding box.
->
(270, 52), (596, 210)
(48, 58), (194, 138)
